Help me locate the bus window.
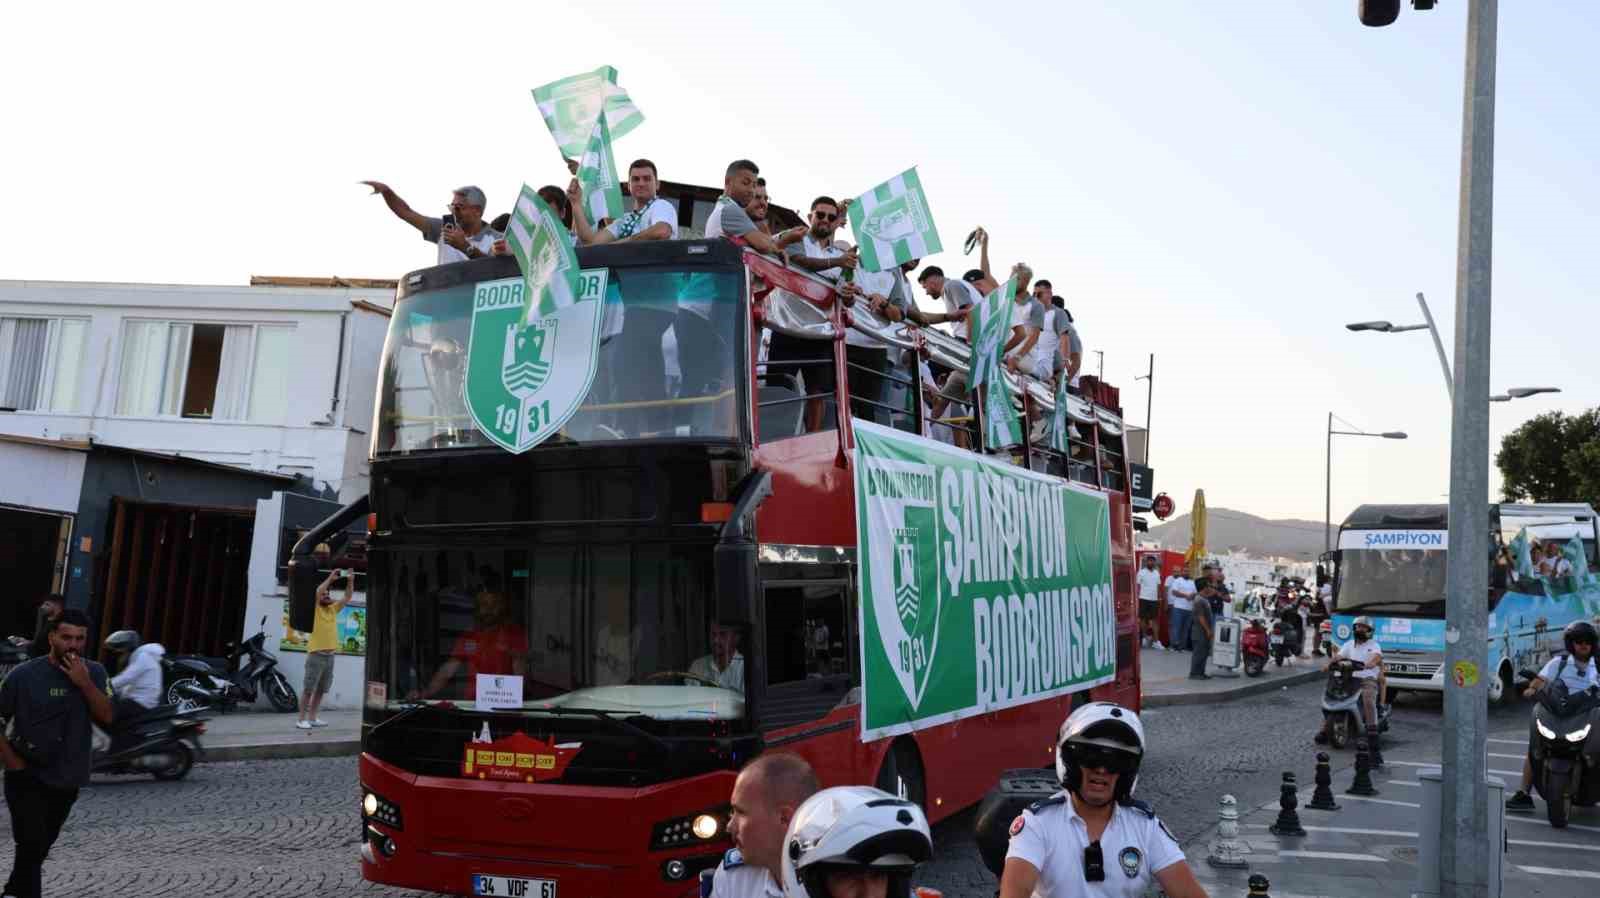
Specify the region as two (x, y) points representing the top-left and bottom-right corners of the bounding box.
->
(759, 581), (852, 730)
(1334, 547), (1448, 615)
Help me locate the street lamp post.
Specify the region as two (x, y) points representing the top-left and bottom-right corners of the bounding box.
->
(1324, 413), (1408, 552)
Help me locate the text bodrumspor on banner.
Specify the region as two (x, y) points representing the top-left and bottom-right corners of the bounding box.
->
(852, 419), (1116, 742)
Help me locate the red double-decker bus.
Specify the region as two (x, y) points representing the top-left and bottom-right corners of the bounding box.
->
(293, 235), (1141, 897)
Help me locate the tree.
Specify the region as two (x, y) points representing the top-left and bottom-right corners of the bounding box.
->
(1496, 408), (1600, 509)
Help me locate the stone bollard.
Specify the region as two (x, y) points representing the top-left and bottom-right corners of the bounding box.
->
(1306, 751), (1341, 811)
(1346, 738), (1380, 796)
(1247, 872), (1271, 896)
(1207, 794), (1249, 869)
(1365, 724), (1385, 769)
(1267, 772), (1306, 837)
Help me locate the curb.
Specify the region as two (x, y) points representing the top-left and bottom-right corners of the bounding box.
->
(1143, 667), (1324, 707)
(202, 738), (361, 763)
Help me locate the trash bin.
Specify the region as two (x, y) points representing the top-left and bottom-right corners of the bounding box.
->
(1212, 618), (1241, 673)
(1415, 767), (1504, 898)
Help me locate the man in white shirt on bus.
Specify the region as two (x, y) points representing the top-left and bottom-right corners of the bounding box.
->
(1136, 556), (1163, 649)
(1164, 570), (1195, 652)
(568, 158), (677, 245)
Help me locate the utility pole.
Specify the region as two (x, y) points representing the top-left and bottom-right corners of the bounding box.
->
(1134, 353), (1153, 464)
(1440, 2), (1497, 896)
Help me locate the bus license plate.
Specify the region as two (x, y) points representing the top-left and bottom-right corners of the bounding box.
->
(473, 874), (556, 897)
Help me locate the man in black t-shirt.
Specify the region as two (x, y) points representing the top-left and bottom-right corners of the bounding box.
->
(0, 609), (112, 898)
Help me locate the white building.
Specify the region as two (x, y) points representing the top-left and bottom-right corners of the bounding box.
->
(0, 276), (394, 501)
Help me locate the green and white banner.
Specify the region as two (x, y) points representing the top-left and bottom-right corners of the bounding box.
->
(1047, 375), (1072, 453)
(966, 278), (1023, 448)
(849, 167), (943, 273)
(464, 268), (608, 454)
(852, 419), (1116, 742)
(507, 184), (581, 324)
(531, 66), (644, 159)
(577, 112), (626, 223)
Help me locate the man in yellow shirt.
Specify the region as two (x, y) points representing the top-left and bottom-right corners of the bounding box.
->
(297, 545), (353, 730)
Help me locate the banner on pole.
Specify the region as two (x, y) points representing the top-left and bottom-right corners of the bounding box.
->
(848, 167), (942, 273)
(531, 66), (644, 159)
(852, 419), (1116, 742)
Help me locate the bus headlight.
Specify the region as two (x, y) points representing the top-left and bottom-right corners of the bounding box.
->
(362, 789), (404, 830)
(692, 814), (720, 840)
(1566, 724), (1591, 743)
(363, 793), (379, 816)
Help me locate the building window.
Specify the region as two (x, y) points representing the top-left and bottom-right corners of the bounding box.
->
(0, 316), (90, 413)
(115, 320), (295, 422)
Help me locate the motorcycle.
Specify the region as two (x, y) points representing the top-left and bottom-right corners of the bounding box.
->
(1271, 609), (1302, 667)
(1241, 617), (1269, 677)
(1518, 669), (1600, 828)
(93, 703), (209, 780)
(164, 616), (298, 713)
(1321, 658), (1392, 749)
(0, 637), (26, 681)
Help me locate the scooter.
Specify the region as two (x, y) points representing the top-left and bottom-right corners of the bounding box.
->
(1518, 669), (1600, 828)
(1320, 659), (1392, 749)
(1271, 609), (1302, 667)
(1241, 618), (1269, 677)
(164, 616), (299, 713)
(93, 703), (209, 780)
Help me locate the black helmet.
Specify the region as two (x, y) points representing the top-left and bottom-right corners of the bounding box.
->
(104, 629), (141, 653)
(1564, 620), (1597, 655)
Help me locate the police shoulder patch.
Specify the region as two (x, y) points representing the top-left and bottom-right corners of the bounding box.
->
(722, 847), (744, 869)
(1009, 814), (1026, 837)
(1125, 798), (1156, 819)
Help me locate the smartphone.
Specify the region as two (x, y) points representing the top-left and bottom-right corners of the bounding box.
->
(442, 212), (456, 229)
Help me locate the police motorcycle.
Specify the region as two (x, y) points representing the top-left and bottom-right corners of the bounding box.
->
(163, 615), (298, 713)
(1517, 626), (1600, 828)
(1320, 658), (1392, 749)
(94, 630), (210, 780)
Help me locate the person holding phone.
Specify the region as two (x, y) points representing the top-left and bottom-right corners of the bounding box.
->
(360, 181), (501, 264)
(0, 608), (112, 898)
(297, 545), (354, 731)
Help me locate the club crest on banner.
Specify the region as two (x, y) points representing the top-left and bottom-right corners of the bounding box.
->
(465, 271), (608, 454)
(863, 458), (943, 712)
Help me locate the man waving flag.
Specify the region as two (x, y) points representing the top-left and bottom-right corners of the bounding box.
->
(849, 167), (942, 272)
(966, 277), (1024, 448)
(506, 184), (581, 327)
(576, 113), (625, 224)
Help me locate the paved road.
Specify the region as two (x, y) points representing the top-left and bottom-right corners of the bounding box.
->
(0, 679), (1478, 897)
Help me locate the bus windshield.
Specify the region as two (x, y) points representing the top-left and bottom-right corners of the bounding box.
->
(382, 541), (745, 721)
(376, 265), (744, 454)
(1335, 546), (1449, 615)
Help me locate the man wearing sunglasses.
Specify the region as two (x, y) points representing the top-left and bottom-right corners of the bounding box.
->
(1001, 703), (1208, 898)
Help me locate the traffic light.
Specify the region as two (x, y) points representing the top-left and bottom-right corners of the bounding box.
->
(1360, 0), (1437, 28)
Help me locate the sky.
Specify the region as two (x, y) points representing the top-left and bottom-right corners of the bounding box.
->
(3, 1), (1595, 526)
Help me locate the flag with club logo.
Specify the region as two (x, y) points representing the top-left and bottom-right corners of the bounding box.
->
(531, 66), (644, 158)
(506, 184), (581, 326)
(577, 112), (626, 223)
(849, 167), (943, 273)
(965, 277), (1023, 448)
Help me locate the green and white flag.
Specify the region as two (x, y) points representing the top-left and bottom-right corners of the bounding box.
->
(849, 167), (943, 273)
(1048, 375), (1072, 453)
(506, 184), (581, 325)
(531, 66), (644, 158)
(851, 419), (1116, 741)
(966, 277), (1023, 448)
(577, 112), (626, 223)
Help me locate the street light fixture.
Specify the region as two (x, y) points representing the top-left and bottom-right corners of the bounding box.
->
(1325, 413), (1409, 552)
(1345, 292), (1455, 399)
(1489, 387), (1560, 402)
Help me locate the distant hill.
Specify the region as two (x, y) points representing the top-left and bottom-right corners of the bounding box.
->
(1146, 507), (1325, 560)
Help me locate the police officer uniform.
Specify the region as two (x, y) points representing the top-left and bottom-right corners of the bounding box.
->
(1005, 791), (1184, 898)
(703, 848), (784, 898)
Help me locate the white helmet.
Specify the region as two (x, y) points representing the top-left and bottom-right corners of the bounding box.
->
(780, 786), (932, 898)
(1056, 702), (1146, 803)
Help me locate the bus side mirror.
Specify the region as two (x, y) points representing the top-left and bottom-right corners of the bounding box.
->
(288, 557), (321, 633)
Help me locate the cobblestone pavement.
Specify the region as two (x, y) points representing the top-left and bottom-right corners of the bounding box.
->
(2, 679), (1456, 897)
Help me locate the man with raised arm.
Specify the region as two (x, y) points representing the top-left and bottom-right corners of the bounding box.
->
(361, 181), (501, 263)
(568, 158), (678, 245)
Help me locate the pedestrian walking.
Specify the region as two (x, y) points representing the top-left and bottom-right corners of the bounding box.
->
(0, 609), (113, 898)
(298, 544), (353, 730)
(1164, 569), (1195, 651)
(1189, 568), (1218, 680)
(710, 752), (820, 898)
(999, 702), (1208, 898)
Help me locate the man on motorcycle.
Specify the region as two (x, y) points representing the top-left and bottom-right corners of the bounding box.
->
(1315, 616), (1383, 745)
(104, 630), (164, 717)
(1506, 620), (1598, 811)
